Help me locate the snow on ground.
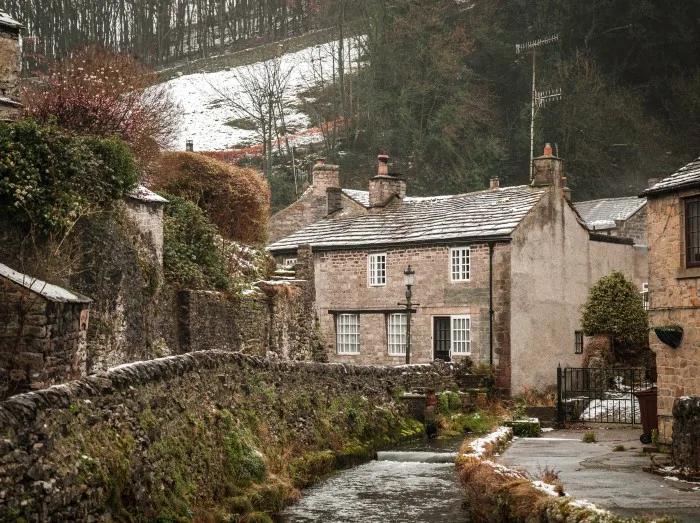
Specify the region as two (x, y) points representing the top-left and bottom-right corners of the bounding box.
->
(160, 38), (362, 151)
(580, 394), (640, 423)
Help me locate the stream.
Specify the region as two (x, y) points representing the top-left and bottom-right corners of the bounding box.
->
(279, 438), (470, 523)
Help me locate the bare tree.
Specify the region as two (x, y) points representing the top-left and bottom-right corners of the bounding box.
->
(205, 54), (293, 178)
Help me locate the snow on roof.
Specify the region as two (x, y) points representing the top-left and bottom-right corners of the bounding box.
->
(642, 156), (700, 196)
(268, 185), (548, 252)
(341, 189), (369, 207)
(0, 11), (22, 29)
(0, 263), (91, 303)
(0, 96), (22, 107)
(573, 196), (646, 230)
(127, 185), (168, 204)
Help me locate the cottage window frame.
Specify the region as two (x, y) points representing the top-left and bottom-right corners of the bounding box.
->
(450, 314), (471, 355)
(575, 331), (584, 354)
(685, 197), (700, 268)
(387, 313), (407, 356)
(336, 313), (360, 355)
(641, 282), (649, 311)
(450, 247), (470, 282)
(283, 257), (297, 267)
(368, 253), (387, 286)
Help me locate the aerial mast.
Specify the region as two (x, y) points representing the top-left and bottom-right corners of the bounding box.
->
(516, 34), (561, 180)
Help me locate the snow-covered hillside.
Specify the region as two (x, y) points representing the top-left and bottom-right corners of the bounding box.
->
(162, 39), (362, 152)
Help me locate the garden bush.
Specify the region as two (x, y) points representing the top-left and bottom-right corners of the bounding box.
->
(162, 194), (233, 290)
(0, 120), (138, 235)
(153, 152), (270, 244)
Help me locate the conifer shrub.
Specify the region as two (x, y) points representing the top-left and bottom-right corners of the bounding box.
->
(580, 271), (649, 362)
(152, 152), (270, 244)
(0, 120), (138, 235)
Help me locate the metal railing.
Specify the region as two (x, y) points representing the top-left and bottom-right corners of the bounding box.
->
(557, 366), (652, 424)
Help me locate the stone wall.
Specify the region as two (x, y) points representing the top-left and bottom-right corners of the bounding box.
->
(313, 242), (511, 372)
(647, 191), (700, 444)
(122, 199), (165, 266)
(0, 278), (89, 399)
(178, 280), (318, 361)
(619, 205), (648, 246)
(0, 350), (460, 520)
(0, 21), (21, 109)
(672, 396), (700, 471)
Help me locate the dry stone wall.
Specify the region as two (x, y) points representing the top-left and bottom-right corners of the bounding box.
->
(672, 396), (700, 472)
(0, 278), (89, 399)
(0, 350), (460, 521)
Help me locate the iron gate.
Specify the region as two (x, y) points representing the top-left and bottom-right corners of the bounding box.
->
(557, 367), (652, 424)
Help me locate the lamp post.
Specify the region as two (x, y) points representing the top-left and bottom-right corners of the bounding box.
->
(404, 265), (415, 364)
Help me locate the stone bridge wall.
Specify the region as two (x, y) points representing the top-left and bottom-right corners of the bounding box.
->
(0, 350), (460, 520)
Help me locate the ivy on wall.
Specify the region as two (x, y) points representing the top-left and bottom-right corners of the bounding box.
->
(0, 120), (138, 235)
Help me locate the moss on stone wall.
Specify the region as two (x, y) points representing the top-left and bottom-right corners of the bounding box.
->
(0, 352), (452, 521)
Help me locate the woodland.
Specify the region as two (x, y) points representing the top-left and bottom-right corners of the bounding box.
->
(4, 0), (700, 201)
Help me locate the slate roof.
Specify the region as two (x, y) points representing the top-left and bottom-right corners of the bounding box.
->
(268, 185), (548, 252)
(573, 196), (646, 231)
(0, 263), (91, 303)
(128, 185), (168, 204)
(0, 11), (22, 29)
(642, 156), (700, 196)
(341, 189), (369, 207)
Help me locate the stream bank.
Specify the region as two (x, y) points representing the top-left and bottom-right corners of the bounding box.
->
(280, 437), (469, 523)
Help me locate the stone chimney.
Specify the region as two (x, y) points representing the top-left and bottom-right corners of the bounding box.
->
(490, 178), (500, 189)
(369, 155), (406, 207)
(0, 11), (23, 121)
(326, 186), (342, 215)
(531, 143), (563, 188)
(562, 176), (572, 201)
(312, 158), (340, 192)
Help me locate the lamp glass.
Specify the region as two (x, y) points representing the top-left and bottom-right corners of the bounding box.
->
(404, 265), (415, 287)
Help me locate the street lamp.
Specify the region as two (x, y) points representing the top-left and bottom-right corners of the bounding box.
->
(404, 265), (415, 364)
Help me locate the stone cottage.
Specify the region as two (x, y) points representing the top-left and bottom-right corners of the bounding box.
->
(641, 156), (700, 462)
(269, 146), (648, 392)
(574, 196), (647, 247)
(0, 11), (22, 121)
(0, 263), (91, 399)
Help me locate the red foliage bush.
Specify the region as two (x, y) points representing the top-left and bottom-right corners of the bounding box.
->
(152, 152), (270, 244)
(22, 45), (180, 169)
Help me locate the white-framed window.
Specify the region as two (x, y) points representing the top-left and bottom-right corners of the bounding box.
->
(387, 313), (407, 356)
(337, 314), (360, 354)
(451, 315), (471, 355)
(641, 282), (649, 311)
(450, 247), (470, 281)
(283, 258), (297, 267)
(368, 253), (387, 286)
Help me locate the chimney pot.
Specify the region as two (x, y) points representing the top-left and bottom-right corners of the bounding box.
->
(648, 178), (659, 189)
(377, 155), (390, 177)
(185, 140), (194, 152)
(490, 178), (500, 189)
(315, 157), (325, 165)
(544, 143), (553, 156)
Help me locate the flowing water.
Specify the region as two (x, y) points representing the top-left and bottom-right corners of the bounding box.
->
(279, 438), (469, 523)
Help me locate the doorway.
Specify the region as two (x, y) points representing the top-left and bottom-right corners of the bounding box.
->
(433, 316), (451, 362)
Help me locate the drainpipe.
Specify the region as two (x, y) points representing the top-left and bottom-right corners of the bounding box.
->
(488, 242), (495, 366)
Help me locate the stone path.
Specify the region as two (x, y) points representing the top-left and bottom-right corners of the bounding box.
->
(500, 427), (700, 522)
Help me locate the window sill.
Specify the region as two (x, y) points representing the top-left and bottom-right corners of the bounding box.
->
(450, 279), (471, 283)
(368, 283), (387, 287)
(675, 267), (700, 279)
(337, 352), (360, 356)
(388, 353), (406, 357)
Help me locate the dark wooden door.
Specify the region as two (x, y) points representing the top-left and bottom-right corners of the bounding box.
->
(433, 317), (451, 362)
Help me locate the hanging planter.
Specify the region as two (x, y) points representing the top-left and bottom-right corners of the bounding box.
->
(654, 325), (683, 348)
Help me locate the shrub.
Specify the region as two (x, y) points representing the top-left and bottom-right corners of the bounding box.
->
(22, 45), (179, 168)
(582, 432), (597, 443)
(0, 119), (138, 235)
(152, 152), (270, 244)
(581, 271), (649, 360)
(162, 195), (233, 290)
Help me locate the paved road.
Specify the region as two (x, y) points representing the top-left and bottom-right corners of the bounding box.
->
(500, 427), (700, 522)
